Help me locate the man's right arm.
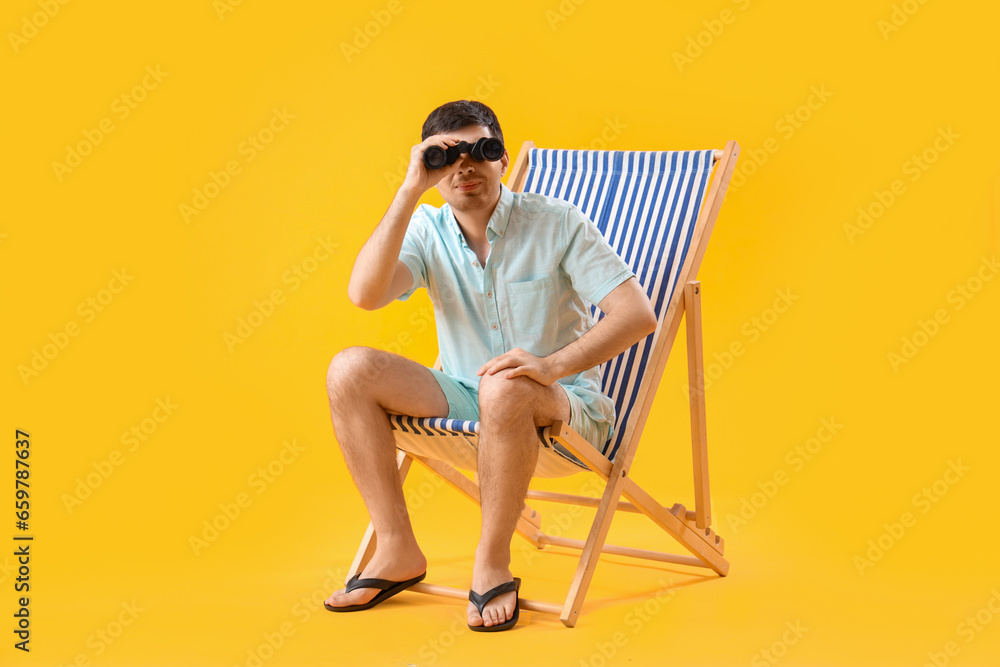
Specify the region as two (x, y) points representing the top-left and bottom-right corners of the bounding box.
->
(347, 185), (422, 311)
(347, 134), (466, 311)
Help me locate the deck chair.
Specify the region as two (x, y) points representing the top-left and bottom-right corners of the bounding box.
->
(348, 139), (741, 627)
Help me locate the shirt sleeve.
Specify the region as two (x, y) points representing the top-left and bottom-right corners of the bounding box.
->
(560, 204), (636, 307)
(395, 205), (430, 302)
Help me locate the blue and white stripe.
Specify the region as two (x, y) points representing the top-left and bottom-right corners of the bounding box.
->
(388, 413), (588, 478)
(523, 149), (716, 462)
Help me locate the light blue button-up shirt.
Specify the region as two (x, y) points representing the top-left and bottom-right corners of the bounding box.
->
(397, 182), (636, 439)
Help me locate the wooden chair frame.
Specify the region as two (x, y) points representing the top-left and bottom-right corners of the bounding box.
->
(348, 139), (741, 627)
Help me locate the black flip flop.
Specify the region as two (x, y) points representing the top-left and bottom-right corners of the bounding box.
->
(468, 577), (521, 632)
(324, 571), (426, 612)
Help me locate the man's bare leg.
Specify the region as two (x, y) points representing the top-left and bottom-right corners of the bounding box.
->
(467, 373), (570, 628)
(324, 346), (450, 609)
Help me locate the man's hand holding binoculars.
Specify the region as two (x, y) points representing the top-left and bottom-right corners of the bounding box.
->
(401, 134), (505, 196)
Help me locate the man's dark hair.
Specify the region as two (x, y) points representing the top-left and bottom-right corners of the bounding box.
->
(421, 100), (504, 146)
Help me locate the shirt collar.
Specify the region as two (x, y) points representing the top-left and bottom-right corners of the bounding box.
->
(447, 182), (513, 244)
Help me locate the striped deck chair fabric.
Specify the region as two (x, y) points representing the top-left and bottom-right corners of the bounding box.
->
(390, 148), (717, 477)
(390, 415), (586, 478)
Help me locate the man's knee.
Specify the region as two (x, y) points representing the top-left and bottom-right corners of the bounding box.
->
(478, 373), (544, 423)
(327, 345), (383, 397)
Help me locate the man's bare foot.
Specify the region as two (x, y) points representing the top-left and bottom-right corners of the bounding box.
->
(467, 557), (518, 628)
(325, 541), (427, 609)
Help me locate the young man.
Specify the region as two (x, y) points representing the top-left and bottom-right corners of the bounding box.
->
(324, 100), (657, 630)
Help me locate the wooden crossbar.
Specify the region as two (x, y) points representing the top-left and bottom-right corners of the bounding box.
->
(537, 534), (709, 568)
(525, 490), (643, 513)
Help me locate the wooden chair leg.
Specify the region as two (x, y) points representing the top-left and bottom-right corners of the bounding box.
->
(559, 471), (629, 627)
(685, 281), (712, 529)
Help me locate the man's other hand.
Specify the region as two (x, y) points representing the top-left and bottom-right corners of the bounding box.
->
(476, 348), (560, 385)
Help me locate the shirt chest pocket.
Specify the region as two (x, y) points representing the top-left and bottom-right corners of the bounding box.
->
(506, 276), (556, 336)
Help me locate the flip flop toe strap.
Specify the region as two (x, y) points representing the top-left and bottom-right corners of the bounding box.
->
(469, 579), (520, 615)
(345, 574), (396, 593)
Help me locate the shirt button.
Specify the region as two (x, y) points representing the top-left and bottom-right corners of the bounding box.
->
(486, 291), (492, 298)
(492, 324), (498, 330)
(472, 261), (477, 266)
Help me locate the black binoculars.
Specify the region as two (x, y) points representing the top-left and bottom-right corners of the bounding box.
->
(423, 137), (504, 170)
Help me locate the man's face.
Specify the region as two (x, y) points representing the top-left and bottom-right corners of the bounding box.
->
(434, 124), (509, 215)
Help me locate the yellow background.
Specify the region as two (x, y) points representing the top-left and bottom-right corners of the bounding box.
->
(3, 0), (999, 665)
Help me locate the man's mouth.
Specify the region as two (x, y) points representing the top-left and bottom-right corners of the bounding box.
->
(457, 181), (480, 191)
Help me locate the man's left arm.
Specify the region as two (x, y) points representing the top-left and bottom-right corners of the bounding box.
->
(476, 276), (657, 384)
